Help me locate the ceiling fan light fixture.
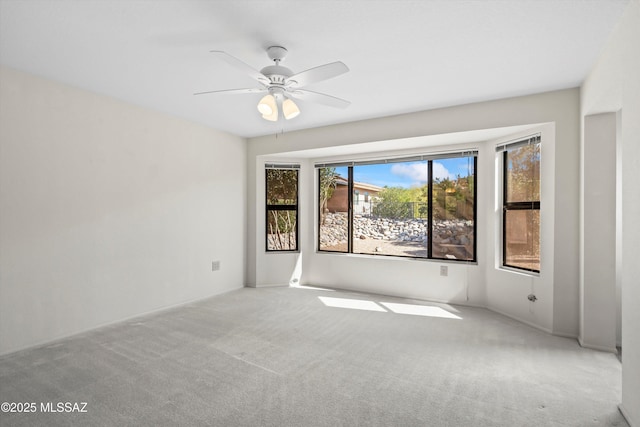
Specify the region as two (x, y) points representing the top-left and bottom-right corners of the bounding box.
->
(262, 107), (278, 122)
(257, 94), (276, 115)
(282, 98), (300, 120)
(200, 47), (350, 123)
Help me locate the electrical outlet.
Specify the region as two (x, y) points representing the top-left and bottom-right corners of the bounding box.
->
(212, 261), (220, 271)
(440, 265), (448, 276)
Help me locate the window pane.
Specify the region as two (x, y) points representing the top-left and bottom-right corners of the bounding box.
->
(432, 157), (475, 261)
(317, 153), (477, 263)
(353, 161), (429, 258)
(319, 167), (348, 252)
(505, 209), (540, 271)
(503, 141), (540, 272)
(266, 167), (298, 252)
(267, 210), (297, 251)
(266, 169), (298, 205)
(506, 143), (540, 203)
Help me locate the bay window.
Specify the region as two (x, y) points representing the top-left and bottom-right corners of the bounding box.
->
(318, 151), (476, 262)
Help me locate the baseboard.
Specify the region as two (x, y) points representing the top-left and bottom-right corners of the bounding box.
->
(552, 330), (578, 340)
(253, 283), (289, 288)
(486, 306), (554, 335)
(577, 336), (618, 353)
(619, 404), (637, 427)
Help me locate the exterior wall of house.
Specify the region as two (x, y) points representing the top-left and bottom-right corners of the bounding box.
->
(353, 186), (379, 216)
(326, 183), (380, 215)
(326, 184), (348, 213)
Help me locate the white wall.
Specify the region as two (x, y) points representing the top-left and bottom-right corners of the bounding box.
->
(484, 124), (556, 333)
(247, 88), (580, 337)
(581, 1), (640, 424)
(252, 156), (309, 287)
(580, 113), (617, 352)
(0, 66), (246, 355)
(305, 141), (484, 305)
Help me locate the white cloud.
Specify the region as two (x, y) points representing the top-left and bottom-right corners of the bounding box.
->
(390, 163), (428, 184)
(390, 162), (456, 185)
(432, 162), (454, 181)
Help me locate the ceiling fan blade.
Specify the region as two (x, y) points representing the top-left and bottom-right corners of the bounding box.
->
(286, 61), (349, 87)
(210, 50), (270, 86)
(287, 89), (351, 109)
(194, 88), (267, 96)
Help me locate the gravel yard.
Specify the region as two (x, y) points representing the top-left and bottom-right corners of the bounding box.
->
(322, 237), (428, 258)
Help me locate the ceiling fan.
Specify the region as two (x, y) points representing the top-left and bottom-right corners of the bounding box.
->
(195, 46), (350, 121)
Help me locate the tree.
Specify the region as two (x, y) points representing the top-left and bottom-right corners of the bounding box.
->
(266, 169), (297, 205)
(319, 167), (338, 224)
(433, 178), (455, 219)
(373, 187), (415, 219)
(506, 143), (540, 201)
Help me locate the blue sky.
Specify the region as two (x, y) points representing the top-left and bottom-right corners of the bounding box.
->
(336, 158), (474, 188)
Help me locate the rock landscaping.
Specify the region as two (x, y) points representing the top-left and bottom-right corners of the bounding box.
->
(320, 212), (473, 257)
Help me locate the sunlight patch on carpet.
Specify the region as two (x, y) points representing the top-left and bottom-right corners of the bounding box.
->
(318, 296), (387, 312)
(380, 302), (462, 319)
(318, 296), (462, 319)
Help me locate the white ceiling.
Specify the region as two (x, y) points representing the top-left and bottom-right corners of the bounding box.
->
(0, 0), (629, 138)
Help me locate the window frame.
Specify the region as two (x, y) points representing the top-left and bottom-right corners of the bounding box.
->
(265, 164), (299, 252)
(316, 151), (477, 263)
(500, 136), (541, 273)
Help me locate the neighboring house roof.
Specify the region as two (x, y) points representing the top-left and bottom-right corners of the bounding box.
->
(353, 182), (383, 193)
(334, 176), (383, 193)
(335, 176), (348, 186)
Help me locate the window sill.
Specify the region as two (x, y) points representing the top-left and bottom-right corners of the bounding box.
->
(316, 250), (477, 265)
(498, 265), (540, 277)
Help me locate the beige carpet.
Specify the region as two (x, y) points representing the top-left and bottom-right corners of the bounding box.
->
(0, 286), (627, 426)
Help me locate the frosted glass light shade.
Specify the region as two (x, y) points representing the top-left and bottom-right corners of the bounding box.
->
(282, 98), (300, 120)
(257, 94), (276, 115)
(262, 107), (278, 121)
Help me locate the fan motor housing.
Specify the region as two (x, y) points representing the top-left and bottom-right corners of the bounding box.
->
(260, 65), (293, 85)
